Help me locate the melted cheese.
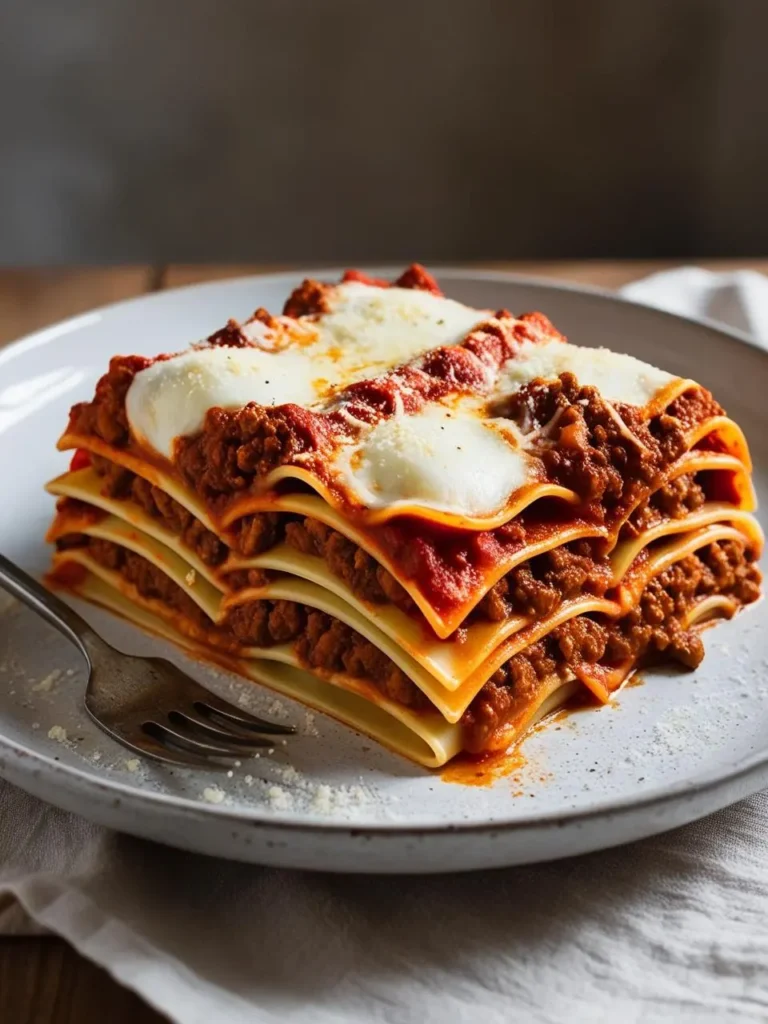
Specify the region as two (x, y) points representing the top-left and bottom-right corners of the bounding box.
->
(331, 406), (534, 518)
(126, 347), (320, 458)
(319, 281), (485, 362)
(126, 283), (487, 458)
(496, 339), (678, 408)
(120, 279), (716, 524)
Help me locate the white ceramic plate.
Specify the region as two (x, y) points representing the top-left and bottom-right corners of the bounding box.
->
(0, 269), (765, 873)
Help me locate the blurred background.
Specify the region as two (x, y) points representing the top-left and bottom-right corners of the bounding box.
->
(1, 0), (766, 264)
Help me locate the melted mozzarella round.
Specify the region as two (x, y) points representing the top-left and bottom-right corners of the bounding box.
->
(319, 282), (485, 371)
(496, 339), (676, 407)
(126, 283), (488, 457)
(332, 406), (532, 517)
(126, 347), (319, 457)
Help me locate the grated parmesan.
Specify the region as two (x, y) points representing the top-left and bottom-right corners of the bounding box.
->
(33, 669), (61, 692)
(268, 785), (294, 810)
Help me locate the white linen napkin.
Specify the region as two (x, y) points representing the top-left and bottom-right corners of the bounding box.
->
(2, 267), (768, 1024)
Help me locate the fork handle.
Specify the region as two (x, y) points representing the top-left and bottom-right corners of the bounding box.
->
(0, 551), (92, 661)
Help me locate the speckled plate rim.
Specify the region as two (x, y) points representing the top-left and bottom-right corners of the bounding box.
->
(0, 267), (766, 862)
(1, 708), (768, 837)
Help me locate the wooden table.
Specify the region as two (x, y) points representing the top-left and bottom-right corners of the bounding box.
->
(1, 259), (765, 1024)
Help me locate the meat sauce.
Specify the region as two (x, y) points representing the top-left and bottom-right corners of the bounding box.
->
(85, 452), (736, 632)
(53, 533), (761, 754)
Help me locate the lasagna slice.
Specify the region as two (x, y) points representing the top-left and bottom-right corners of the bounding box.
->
(44, 265), (763, 767)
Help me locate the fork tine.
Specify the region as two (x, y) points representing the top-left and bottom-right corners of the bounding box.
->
(193, 698), (296, 735)
(147, 658), (295, 733)
(167, 710), (274, 750)
(142, 720), (267, 760)
(127, 732), (221, 769)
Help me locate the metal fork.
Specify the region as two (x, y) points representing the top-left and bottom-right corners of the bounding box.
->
(0, 552), (294, 767)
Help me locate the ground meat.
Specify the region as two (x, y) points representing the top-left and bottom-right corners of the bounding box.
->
(57, 526), (436, 708)
(226, 599), (307, 647)
(666, 387), (724, 435)
(341, 264), (443, 297)
(497, 374), (722, 517)
(206, 309), (278, 348)
(473, 582), (510, 622)
(91, 455), (227, 566)
(90, 453), (133, 498)
(174, 403), (331, 505)
(473, 540), (610, 621)
(282, 279), (333, 317)
(88, 453), (614, 628)
(85, 536), (122, 570)
(655, 473), (706, 519)
(391, 263), (443, 294)
(232, 511), (287, 557)
(622, 473), (706, 538)
(225, 601), (426, 708)
(223, 568), (272, 590)
(52, 496), (105, 531)
(487, 565), (558, 621)
(56, 527), (759, 750)
(67, 355), (152, 447)
(553, 616), (607, 664)
(251, 513), (609, 628)
(54, 531), (92, 550)
(341, 270), (390, 288)
(463, 639), (559, 752)
(86, 450), (752, 656)
(62, 536), (217, 634)
(462, 539), (761, 752)
(283, 518), (415, 613)
(698, 538), (761, 605)
(298, 611), (427, 708)
(264, 265), (444, 320)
